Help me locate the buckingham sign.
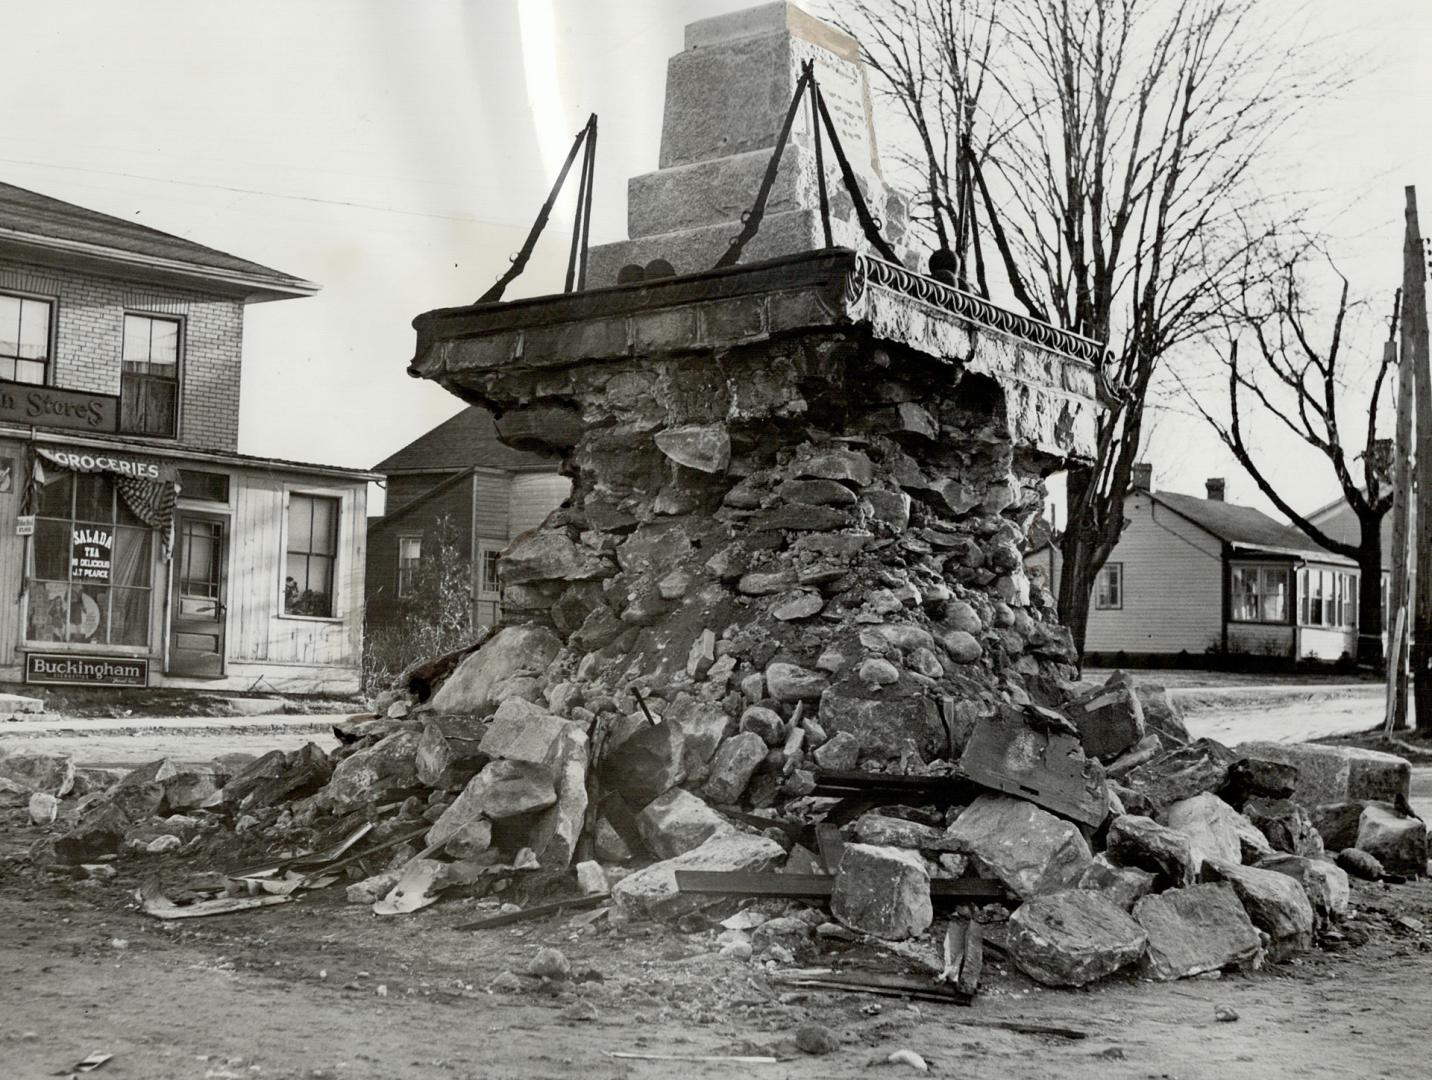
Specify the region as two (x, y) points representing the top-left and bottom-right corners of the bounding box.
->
(25, 652), (149, 688)
(0, 381), (119, 434)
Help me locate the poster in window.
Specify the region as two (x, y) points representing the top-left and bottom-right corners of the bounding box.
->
(71, 527), (113, 583)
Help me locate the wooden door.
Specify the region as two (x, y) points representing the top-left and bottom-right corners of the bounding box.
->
(169, 512), (227, 677)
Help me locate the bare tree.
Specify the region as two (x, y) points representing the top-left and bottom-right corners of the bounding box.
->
(1184, 246), (1397, 666)
(840, 0), (1339, 654)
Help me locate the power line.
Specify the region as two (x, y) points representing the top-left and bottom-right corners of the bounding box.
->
(0, 155), (532, 228)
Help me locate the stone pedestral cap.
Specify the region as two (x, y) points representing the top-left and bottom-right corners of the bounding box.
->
(587, 1), (912, 287)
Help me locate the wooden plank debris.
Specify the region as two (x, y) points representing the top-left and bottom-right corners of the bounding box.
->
(673, 870), (1007, 903)
(941, 917), (983, 996)
(958, 707), (1108, 827)
(452, 892), (610, 931)
(815, 823), (845, 873)
(772, 969), (973, 1006)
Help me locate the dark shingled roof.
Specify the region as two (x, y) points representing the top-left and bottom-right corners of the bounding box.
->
(373, 406), (560, 474)
(1151, 490), (1355, 564)
(0, 180), (313, 292)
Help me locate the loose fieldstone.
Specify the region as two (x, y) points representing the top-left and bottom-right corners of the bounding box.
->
(1104, 815), (1197, 889)
(1255, 853), (1350, 929)
(739, 706), (786, 746)
(943, 601), (981, 634)
(703, 732), (768, 804)
(858, 658), (900, 687)
(636, 787), (733, 858)
(794, 1022), (841, 1055)
(1159, 792), (1247, 870)
(738, 570), (797, 596)
(1337, 847), (1384, 880)
(937, 630), (982, 663)
(771, 591), (824, 620)
(527, 947), (572, 980)
(1133, 883), (1263, 980)
(1007, 889), (1148, 987)
(764, 662), (828, 702)
(945, 795), (1092, 899)
(1355, 803), (1428, 876)
(655, 423), (730, 473)
(1077, 854), (1156, 911)
(28, 792), (59, 825)
(831, 843), (933, 940)
(612, 833), (784, 919)
(813, 731), (860, 771)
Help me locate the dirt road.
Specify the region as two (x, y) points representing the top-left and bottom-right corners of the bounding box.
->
(2, 862), (1431, 1080)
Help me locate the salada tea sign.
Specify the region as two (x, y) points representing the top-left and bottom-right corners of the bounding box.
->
(71, 527), (113, 583)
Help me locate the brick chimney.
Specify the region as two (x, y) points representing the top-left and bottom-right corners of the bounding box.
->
(1206, 477), (1226, 501)
(1131, 462), (1153, 492)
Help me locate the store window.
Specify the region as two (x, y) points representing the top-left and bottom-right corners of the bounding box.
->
(27, 471), (152, 646)
(1093, 563), (1122, 610)
(1230, 565), (1289, 623)
(284, 493), (339, 617)
(396, 535), (422, 597)
(0, 291), (52, 384)
(120, 314), (180, 437)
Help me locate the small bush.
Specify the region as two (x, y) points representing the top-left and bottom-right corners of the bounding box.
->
(362, 514), (475, 699)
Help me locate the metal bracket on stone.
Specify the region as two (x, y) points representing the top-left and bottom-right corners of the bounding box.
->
(715, 60), (902, 271)
(478, 112), (599, 304)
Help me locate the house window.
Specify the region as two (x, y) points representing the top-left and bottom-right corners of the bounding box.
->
(480, 547), (501, 598)
(0, 292), (52, 384)
(396, 535), (422, 597)
(178, 469), (229, 503)
(1230, 565), (1289, 623)
(1094, 563), (1122, 609)
(26, 470), (152, 646)
(284, 493), (339, 617)
(120, 314), (180, 437)
(1296, 567), (1358, 629)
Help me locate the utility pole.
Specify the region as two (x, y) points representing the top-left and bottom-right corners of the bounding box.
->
(1404, 187), (1432, 732)
(1385, 288), (1410, 732)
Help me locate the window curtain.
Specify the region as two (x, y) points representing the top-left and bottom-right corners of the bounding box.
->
(25, 447), (180, 558)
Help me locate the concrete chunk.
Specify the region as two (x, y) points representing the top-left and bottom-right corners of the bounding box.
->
(1008, 889), (1147, 986)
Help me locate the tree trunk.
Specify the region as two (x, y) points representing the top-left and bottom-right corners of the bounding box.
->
(1354, 516), (1385, 668)
(1056, 527), (1094, 661)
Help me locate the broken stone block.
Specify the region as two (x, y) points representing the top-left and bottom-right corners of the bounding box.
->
(1133, 883), (1263, 980)
(851, 813), (959, 853)
(1221, 757), (1298, 807)
(636, 787), (733, 859)
(1133, 684), (1190, 746)
(161, 767), (222, 812)
(945, 795), (1092, 899)
(443, 818), (493, 860)
(831, 843), (933, 941)
(219, 749), (289, 805)
(702, 732), (767, 804)
(1121, 739), (1237, 812)
(666, 697), (734, 781)
(1311, 801), (1367, 852)
(414, 722), (454, 788)
(1159, 792), (1247, 870)
(594, 817), (633, 863)
(0, 748), (75, 797)
(739, 705), (786, 747)
(1355, 803), (1428, 876)
(1104, 814), (1197, 889)
(1067, 685), (1145, 761)
(655, 422), (731, 473)
(463, 760), (557, 819)
(764, 662), (828, 702)
(1007, 889), (1148, 987)
(55, 804), (131, 864)
(612, 833), (784, 920)
(431, 625), (563, 716)
(812, 730), (859, 771)
(325, 730), (422, 809)
(525, 724), (589, 870)
(1234, 741), (1410, 809)
(1077, 854), (1156, 911)
(1203, 859), (1315, 952)
(479, 699), (580, 766)
(1255, 853), (1350, 929)
(109, 780), (165, 821)
(1244, 797), (1324, 857)
(1106, 734), (1164, 780)
(576, 860), (609, 895)
(600, 714), (687, 809)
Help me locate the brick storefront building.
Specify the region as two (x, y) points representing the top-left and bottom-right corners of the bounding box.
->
(0, 182), (375, 694)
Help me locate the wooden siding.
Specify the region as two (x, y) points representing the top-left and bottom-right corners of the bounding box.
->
(509, 473), (570, 539)
(227, 472), (366, 671)
(1227, 623), (1294, 659)
(1028, 493), (1225, 655)
(364, 477), (475, 629)
(473, 472), (510, 542)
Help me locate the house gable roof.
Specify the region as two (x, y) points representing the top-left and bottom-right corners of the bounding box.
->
(0, 181), (316, 301)
(1150, 490), (1355, 564)
(373, 405), (560, 474)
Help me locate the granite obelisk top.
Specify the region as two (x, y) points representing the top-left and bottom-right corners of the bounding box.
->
(587, 1), (912, 286)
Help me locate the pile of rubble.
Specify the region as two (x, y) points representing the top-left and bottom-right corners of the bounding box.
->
(4, 651), (1425, 988)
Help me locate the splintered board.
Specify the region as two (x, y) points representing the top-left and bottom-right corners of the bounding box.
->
(673, 870), (1008, 904)
(958, 710), (1108, 827)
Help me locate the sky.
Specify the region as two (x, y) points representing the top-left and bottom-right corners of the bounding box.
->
(0, 0), (1426, 521)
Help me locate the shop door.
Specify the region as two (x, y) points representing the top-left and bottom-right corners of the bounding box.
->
(169, 513), (227, 677)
